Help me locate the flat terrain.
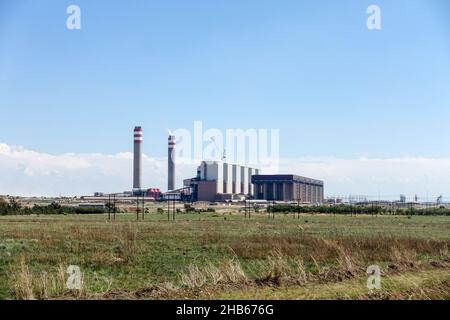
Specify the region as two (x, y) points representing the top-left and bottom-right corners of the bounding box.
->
(0, 212), (449, 300)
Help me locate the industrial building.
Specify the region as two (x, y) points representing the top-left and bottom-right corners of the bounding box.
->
(133, 126), (143, 194)
(97, 126), (326, 204)
(168, 135), (176, 191)
(252, 175), (324, 203)
(185, 161), (260, 202)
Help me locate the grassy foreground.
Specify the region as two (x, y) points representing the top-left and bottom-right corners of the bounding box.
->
(0, 213), (449, 300)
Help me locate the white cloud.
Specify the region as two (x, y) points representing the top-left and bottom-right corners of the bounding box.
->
(0, 143), (197, 197)
(0, 142), (449, 200)
(275, 157), (450, 201)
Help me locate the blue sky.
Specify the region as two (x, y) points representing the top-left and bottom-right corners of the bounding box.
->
(1, 1), (450, 197)
(1, 0), (449, 157)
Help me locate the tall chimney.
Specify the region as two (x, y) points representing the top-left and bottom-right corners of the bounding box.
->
(168, 135), (176, 191)
(133, 126), (143, 191)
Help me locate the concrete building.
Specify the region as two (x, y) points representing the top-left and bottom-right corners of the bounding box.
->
(249, 167), (258, 196)
(223, 162), (233, 194)
(232, 164), (241, 194)
(197, 161), (224, 194)
(252, 175), (324, 203)
(186, 161), (259, 202)
(240, 166), (249, 195)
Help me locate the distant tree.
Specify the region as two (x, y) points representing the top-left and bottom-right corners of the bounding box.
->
(8, 198), (22, 214)
(22, 207), (32, 215)
(32, 204), (44, 216)
(49, 201), (63, 214)
(0, 198), (8, 215)
(105, 202), (116, 213)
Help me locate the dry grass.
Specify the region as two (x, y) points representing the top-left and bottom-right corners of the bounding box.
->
(10, 256), (78, 300)
(214, 234), (449, 267)
(1, 214), (449, 300)
(113, 223), (140, 264)
(6, 231), (449, 299)
(12, 256), (35, 300)
(362, 280), (450, 300)
(213, 268), (450, 300)
(179, 259), (248, 289)
(174, 235), (450, 297)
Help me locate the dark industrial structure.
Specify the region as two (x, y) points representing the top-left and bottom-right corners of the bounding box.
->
(252, 175), (324, 203)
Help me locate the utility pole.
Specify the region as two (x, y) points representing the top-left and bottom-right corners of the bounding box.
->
(142, 194), (145, 221)
(173, 196), (176, 221)
(108, 194), (111, 221)
(167, 195), (170, 221)
(113, 194), (116, 221)
(136, 195), (139, 221)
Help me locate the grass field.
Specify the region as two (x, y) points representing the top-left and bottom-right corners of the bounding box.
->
(0, 212), (449, 300)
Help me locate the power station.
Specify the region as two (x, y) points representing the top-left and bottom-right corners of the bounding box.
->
(75, 126), (450, 208)
(121, 126), (325, 203)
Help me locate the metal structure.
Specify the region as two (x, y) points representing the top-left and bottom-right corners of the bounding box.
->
(244, 200), (250, 219)
(106, 193), (120, 221)
(168, 135), (176, 191)
(165, 192), (178, 221)
(210, 137), (226, 161)
(130, 194), (147, 221)
(133, 126), (143, 192)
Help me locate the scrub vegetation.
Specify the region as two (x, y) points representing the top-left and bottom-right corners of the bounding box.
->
(0, 212), (448, 300)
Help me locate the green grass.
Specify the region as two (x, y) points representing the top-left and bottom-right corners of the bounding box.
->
(0, 213), (449, 299)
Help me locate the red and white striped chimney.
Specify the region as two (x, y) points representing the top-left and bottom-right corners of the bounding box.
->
(133, 126), (143, 190)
